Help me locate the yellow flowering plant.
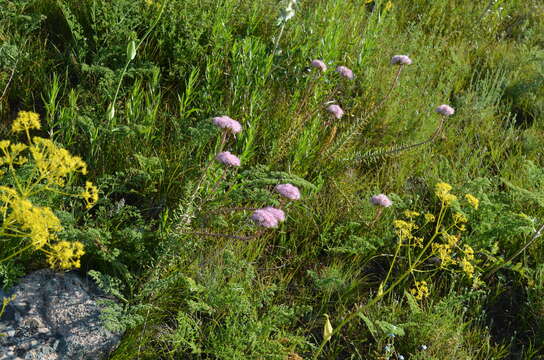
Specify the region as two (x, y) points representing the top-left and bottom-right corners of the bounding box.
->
(0, 111), (98, 270)
(313, 182), (481, 358)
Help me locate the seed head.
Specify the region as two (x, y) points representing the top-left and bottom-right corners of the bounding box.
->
(435, 104), (455, 116)
(336, 66), (354, 79)
(275, 183), (301, 200)
(326, 104), (344, 119)
(370, 194), (393, 207)
(311, 59), (327, 72)
(390, 55), (412, 65)
(215, 151), (241, 167)
(212, 115), (242, 134)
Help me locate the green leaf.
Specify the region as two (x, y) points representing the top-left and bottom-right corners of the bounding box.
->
(376, 320), (405, 336)
(358, 313), (378, 340)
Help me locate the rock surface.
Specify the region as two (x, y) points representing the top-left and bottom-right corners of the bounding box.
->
(0, 269), (122, 360)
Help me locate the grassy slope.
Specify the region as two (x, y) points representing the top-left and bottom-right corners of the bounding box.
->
(1, 0), (544, 358)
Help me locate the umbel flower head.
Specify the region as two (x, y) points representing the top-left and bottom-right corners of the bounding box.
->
(212, 115), (242, 134)
(275, 183), (301, 200)
(46, 241), (85, 270)
(336, 66), (354, 79)
(370, 194), (393, 207)
(215, 151), (241, 167)
(12, 111), (41, 133)
(251, 207), (285, 228)
(326, 104), (344, 119)
(390, 55), (412, 65)
(311, 59), (327, 72)
(435, 104), (455, 116)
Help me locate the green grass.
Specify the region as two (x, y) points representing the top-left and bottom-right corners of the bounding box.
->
(1, 0), (544, 358)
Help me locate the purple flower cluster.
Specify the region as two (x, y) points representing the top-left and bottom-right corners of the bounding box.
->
(435, 104), (455, 116)
(311, 59), (327, 72)
(213, 115), (242, 134)
(370, 194), (393, 207)
(275, 183), (301, 200)
(215, 151), (241, 167)
(251, 206), (286, 228)
(326, 104), (344, 119)
(336, 66), (354, 80)
(390, 55), (412, 65)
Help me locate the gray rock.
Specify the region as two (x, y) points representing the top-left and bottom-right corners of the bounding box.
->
(0, 269), (122, 360)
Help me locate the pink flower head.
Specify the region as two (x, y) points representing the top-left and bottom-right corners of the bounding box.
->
(336, 66), (354, 79)
(251, 208), (279, 228)
(390, 55), (412, 65)
(263, 206), (285, 222)
(311, 59), (327, 72)
(370, 194), (393, 207)
(215, 151), (241, 167)
(212, 115), (242, 134)
(435, 104), (455, 116)
(326, 104), (344, 119)
(275, 183), (301, 200)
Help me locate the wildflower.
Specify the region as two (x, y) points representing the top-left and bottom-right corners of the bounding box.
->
(424, 213), (435, 222)
(251, 208), (279, 228)
(435, 104), (455, 116)
(262, 206), (286, 222)
(399, 356), (405, 360)
(215, 151), (241, 167)
(432, 243), (454, 266)
(275, 183), (301, 200)
(81, 182), (99, 209)
(370, 194), (392, 207)
(393, 219), (418, 240)
(465, 194), (479, 210)
(212, 115), (242, 134)
(410, 280), (430, 300)
(336, 66), (354, 79)
(326, 104), (344, 119)
(46, 241), (85, 269)
(404, 210), (420, 218)
(311, 59), (327, 72)
(420, 345), (428, 351)
(463, 244), (475, 260)
(390, 55), (412, 65)
(11, 198), (62, 250)
(443, 233), (458, 247)
(453, 212), (468, 224)
(278, 0), (296, 24)
(435, 182), (457, 205)
(12, 111), (41, 133)
(323, 314), (333, 342)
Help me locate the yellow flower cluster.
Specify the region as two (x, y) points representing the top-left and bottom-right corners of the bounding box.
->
(393, 219), (424, 247)
(30, 137), (87, 186)
(11, 111), (41, 133)
(0, 111), (98, 270)
(393, 219), (417, 239)
(435, 182), (457, 205)
(424, 213), (435, 222)
(46, 241), (85, 269)
(82, 182), (99, 209)
(403, 210), (420, 218)
(465, 194), (479, 209)
(10, 197), (62, 249)
(431, 232), (458, 267)
(410, 280), (430, 300)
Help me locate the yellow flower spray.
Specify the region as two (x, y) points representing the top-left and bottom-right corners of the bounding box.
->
(313, 183), (480, 358)
(0, 111), (98, 270)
